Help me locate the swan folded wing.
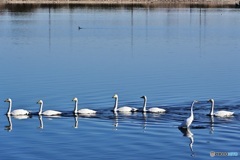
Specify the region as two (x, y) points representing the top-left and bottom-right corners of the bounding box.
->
(214, 110), (234, 117)
(42, 110), (62, 116)
(180, 117), (192, 128)
(179, 119), (188, 128)
(11, 109), (29, 116)
(118, 106), (134, 112)
(78, 109), (96, 114)
(148, 107), (166, 113)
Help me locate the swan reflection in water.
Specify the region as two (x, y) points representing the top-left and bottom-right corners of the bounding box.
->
(42, 115), (62, 118)
(38, 115), (43, 129)
(142, 112), (147, 131)
(73, 114), (79, 129)
(178, 127), (195, 157)
(113, 112), (118, 130)
(5, 115), (31, 132)
(209, 116), (214, 134)
(38, 115), (66, 129)
(12, 115), (30, 120)
(5, 115), (12, 132)
(77, 112), (97, 118)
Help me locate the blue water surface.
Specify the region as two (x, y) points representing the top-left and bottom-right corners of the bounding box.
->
(0, 5), (240, 159)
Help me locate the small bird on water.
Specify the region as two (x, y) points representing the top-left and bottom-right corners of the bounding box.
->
(78, 26), (82, 30)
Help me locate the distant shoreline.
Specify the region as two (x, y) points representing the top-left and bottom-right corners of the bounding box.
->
(0, 0), (239, 6)
(0, 0), (240, 9)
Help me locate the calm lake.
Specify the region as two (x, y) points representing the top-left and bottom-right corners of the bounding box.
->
(0, 4), (240, 159)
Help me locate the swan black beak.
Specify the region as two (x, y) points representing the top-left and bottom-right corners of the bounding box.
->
(4, 100), (8, 102)
(140, 96), (144, 99)
(207, 100), (211, 103)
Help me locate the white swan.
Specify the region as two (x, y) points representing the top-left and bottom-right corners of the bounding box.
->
(179, 100), (198, 128)
(140, 96), (166, 113)
(207, 99), (234, 117)
(4, 98), (30, 116)
(37, 100), (62, 116)
(72, 97), (97, 114)
(112, 94), (138, 112)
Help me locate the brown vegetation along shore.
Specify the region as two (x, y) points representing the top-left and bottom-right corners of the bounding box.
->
(0, 0), (239, 8)
(0, 0), (238, 5)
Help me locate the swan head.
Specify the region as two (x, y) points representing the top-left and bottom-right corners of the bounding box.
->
(193, 100), (198, 103)
(207, 99), (214, 103)
(37, 100), (43, 104)
(112, 94), (118, 99)
(72, 97), (78, 102)
(140, 96), (147, 100)
(191, 100), (198, 106)
(4, 98), (12, 103)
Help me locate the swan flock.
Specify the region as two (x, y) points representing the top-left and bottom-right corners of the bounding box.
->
(3, 95), (235, 128)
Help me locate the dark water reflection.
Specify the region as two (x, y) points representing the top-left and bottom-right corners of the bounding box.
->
(2, 3), (238, 14)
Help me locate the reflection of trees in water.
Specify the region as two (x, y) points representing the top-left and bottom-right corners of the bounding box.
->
(5, 4), (39, 13)
(3, 3), (236, 14)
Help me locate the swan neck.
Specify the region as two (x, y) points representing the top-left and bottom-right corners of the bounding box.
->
(6, 101), (12, 115)
(190, 102), (194, 118)
(74, 101), (78, 113)
(210, 101), (214, 116)
(39, 103), (43, 115)
(113, 97), (118, 112)
(143, 98), (147, 112)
